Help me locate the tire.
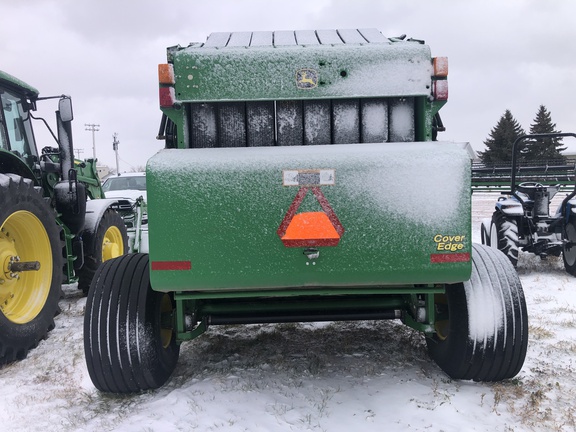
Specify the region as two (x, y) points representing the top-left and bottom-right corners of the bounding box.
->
(84, 253), (180, 393)
(78, 209), (128, 295)
(563, 217), (576, 276)
(490, 211), (519, 267)
(480, 219), (491, 247)
(426, 244), (528, 382)
(0, 173), (62, 364)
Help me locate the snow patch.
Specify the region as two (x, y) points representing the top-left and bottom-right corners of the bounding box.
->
(465, 252), (504, 348)
(0, 173), (11, 188)
(148, 141), (473, 228)
(2, 227), (576, 430)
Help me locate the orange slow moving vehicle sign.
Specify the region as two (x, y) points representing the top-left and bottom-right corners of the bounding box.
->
(277, 169), (344, 247)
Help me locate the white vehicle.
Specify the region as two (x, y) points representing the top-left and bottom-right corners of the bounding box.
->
(102, 172), (149, 252)
(102, 172), (147, 202)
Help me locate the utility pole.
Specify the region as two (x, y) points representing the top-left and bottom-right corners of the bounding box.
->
(74, 148), (84, 159)
(85, 123), (100, 160)
(112, 133), (120, 175)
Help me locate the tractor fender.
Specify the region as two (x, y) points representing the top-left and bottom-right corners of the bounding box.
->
(0, 149), (37, 184)
(495, 197), (523, 216)
(554, 198), (576, 218)
(569, 198), (576, 215)
(554, 198), (576, 221)
(82, 198), (132, 238)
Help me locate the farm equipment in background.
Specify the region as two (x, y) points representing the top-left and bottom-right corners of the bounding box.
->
(101, 172), (149, 254)
(84, 29), (528, 393)
(480, 133), (576, 274)
(0, 69), (142, 364)
(472, 158), (576, 192)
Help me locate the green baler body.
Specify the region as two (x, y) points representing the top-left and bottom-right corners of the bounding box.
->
(147, 142), (472, 293)
(151, 28), (470, 304)
(169, 38), (431, 102)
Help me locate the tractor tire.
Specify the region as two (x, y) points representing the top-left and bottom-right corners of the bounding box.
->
(0, 173), (63, 365)
(426, 244), (528, 382)
(489, 212), (519, 267)
(78, 209), (128, 295)
(84, 253), (180, 393)
(480, 218), (491, 247)
(563, 217), (576, 276)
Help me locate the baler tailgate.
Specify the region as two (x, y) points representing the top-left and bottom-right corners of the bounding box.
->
(147, 141), (472, 292)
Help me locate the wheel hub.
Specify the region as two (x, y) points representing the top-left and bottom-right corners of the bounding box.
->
(102, 226), (124, 262)
(0, 210), (52, 324)
(2, 254), (41, 281)
(102, 241), (120, 261)
(0, 236), (20, 293)
(1, 243), (17, 280)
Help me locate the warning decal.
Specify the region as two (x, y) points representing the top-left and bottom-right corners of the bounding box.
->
(277, 178), (344, 247)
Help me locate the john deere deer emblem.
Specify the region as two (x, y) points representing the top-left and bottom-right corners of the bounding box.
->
(296, 68), (318, 89)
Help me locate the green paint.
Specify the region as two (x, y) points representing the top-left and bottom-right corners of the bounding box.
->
(168, 42), (432, 102)
(0, 70), (39, 98)
(147, 142), (472, 293)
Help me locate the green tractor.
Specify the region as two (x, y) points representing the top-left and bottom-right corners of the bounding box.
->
(0, 70), (139, 364)
(84, 29), (528, 392)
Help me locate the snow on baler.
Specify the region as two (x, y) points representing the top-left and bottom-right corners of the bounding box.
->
(84, 29), (528, 393)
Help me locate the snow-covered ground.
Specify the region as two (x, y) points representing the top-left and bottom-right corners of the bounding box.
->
(1, 193), (575, 432)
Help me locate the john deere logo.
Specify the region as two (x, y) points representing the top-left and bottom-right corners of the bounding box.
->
(296, 68), (318, 89)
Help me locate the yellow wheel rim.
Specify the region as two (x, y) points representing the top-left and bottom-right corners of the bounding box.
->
(160, 294), (174, 349)
(0, 210), (52, 324)
(101, 226), (124, 262)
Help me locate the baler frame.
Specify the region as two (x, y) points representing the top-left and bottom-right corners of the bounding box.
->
(172, 286), (444, 342)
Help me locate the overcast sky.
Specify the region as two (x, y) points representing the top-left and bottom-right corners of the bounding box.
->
(2, 0), (575, 171)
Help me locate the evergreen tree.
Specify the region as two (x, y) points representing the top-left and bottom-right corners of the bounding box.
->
(479, 110), (526, 164)
(522, 105), (566, 161)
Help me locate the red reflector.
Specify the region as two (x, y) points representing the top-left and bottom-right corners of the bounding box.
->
(277, 187), (345, 248)
(430, 253), (470, 263)
(151, 261), (191, 271)
(159, 87), (175, 107)
(433, 80), (448, 101)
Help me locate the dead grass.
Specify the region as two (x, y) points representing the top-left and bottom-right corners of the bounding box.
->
(529, 325), (555, 340)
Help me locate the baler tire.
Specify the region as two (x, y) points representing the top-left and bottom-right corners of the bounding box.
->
(489, 212), (519, 267)
(78, 209), (128, 295)
(84, 253), (180, 393)
(563, 217), (576, 276)
(0, 173), (63, 365)
(426, 244), (528, 382)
